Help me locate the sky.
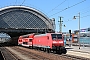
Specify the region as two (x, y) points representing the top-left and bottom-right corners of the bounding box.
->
(0, 0), (90, 32)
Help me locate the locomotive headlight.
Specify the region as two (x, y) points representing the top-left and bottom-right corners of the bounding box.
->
(53, 41), (63, 43)
(59, 41), (63, 43)
(53, 41), (57, 43)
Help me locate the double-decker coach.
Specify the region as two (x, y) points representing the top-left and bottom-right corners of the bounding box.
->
(18, 33), (34, 47)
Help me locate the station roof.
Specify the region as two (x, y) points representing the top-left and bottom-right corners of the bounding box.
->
(0, 6), (54, 30)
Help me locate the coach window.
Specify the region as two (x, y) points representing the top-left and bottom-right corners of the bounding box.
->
(29, 39), (32, 42)
(23, 42), (28, 44)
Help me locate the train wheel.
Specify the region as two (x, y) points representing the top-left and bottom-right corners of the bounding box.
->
(56, 50), (62, 54)
(29, 46), (33, 49)
(44, 48), (46, 52)
(53, 50), (55, 53)
(63, 49), (67, 54)
(31, 45), (33, 49)
(47, 48), (50, 53)
(36, 47), (39, 50)
(58, 47), (62, 54)
(56, 50), (59, 54)
(61, 47), (67, 54)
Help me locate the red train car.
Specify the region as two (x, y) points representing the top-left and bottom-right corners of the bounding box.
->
(18, 33), (67, 54)
(18, 33), (34, 47)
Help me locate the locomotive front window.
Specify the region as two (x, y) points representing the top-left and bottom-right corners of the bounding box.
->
(51, 34), (62, 40)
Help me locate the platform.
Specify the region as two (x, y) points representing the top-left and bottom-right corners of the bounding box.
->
(65, 45), (90, 59)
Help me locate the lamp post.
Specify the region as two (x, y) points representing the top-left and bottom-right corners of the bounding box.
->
(73, 12), (80, 49)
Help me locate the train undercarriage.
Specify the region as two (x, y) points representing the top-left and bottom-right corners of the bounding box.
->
(28, 45), (67, 54)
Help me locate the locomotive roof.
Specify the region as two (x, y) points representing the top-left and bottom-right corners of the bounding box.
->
(34, 33), (62, 37)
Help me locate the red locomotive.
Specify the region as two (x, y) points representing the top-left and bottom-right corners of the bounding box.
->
(18, 33), (67, 54)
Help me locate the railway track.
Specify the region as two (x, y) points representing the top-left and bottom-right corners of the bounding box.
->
(6, 46), (90, 60)
(7, 46), (70, 60)
(0, 44), (22, 60)
(10, 46), (58, 60)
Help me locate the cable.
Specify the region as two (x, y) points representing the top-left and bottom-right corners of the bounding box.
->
(49, 0), (86, 17)
(20, 0), (25, 6)
(15, 0), (17, 5)
(64, 19), (73, 22)
(81, 15), (90, 18)
(81, 9), (90, 15)
(64, 6), (90, 22)
(63, 14), (90, 23)
(68, 0), (86, 9)
(48, 0), (67, 13)
(63, 5), (90, 22)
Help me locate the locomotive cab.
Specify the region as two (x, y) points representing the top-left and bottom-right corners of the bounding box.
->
(51, 33), (67, 54)
(52, 34), (64, 46)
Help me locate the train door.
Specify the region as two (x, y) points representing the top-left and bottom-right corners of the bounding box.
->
(22, 38), (29, 47)
(28, 38), (33, 46)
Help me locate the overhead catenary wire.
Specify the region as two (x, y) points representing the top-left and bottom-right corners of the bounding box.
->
(81, 9), (90, 15)
(49, 0), (86, 17)
(14, 0), (25, 6)
(69, 4), (90, 16)
(81, 15), (90, 18)
(63, 14), (90, 23)
(15, 0), (17, 5)
(63, 5), (90, 22)
(20, 0), (25, 6)
(65, 6), (90, 22)
(48, 0), (67, 13)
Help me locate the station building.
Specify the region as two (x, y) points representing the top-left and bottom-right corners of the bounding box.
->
(0, 6), (55, 37)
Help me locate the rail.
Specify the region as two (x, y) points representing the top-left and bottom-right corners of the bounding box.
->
(0, 44), (22, 60)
